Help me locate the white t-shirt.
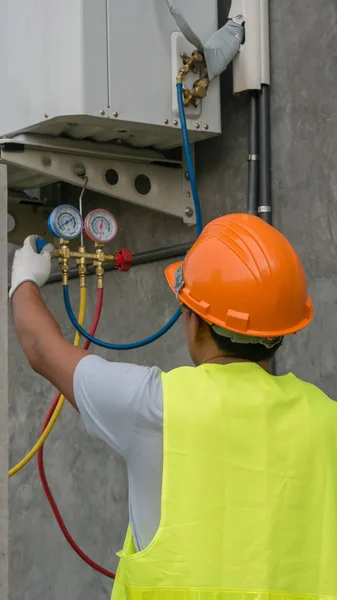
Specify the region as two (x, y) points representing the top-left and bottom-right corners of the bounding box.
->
(74, 355), (164, 551)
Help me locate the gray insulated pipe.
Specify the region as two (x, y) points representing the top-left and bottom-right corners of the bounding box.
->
(203, 17), (245, 80)
(164, 0), (245, 80)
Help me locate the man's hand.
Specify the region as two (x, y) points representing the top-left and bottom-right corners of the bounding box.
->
(9, 235), (54, 299)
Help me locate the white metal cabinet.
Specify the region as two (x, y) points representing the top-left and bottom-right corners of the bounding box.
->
(0, 0), (221, 149)
(0, 1), (108, 133)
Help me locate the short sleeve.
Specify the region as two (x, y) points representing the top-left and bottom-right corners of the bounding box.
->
(73, 355), (162, 459)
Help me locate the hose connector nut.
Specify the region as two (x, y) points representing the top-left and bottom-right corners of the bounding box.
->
(115, 248), (133, 272)
(77, 246), (87, 288)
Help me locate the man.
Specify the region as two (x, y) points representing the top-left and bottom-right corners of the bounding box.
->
(10, 213), (337, 600)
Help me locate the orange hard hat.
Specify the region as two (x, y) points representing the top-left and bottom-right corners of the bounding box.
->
(165, 213), (314, 337)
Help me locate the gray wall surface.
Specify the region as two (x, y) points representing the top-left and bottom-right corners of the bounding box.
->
(1, 167), (9, 600)
(8, 1), (337, 599)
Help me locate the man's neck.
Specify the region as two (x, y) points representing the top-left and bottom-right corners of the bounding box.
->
(201, 356), (271, 373)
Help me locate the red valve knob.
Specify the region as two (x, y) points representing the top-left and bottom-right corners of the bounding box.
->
(115, 248), (133, 271)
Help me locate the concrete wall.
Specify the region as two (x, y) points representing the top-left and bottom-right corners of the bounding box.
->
(8, 1), (337, 599)
(1, 167), (9, 600)
(271, 0), (337, 395)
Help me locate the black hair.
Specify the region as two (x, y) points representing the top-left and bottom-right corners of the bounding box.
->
(209, 326), (283, 362)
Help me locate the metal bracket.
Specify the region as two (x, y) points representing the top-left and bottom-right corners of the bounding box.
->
(182, 143), (197, 226)
(0, 135), (196, 224)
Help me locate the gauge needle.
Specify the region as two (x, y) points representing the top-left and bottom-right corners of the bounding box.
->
(100, 219), (104, 238)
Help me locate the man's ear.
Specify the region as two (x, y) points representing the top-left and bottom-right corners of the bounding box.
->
(187, 310), (200, 343)
(192, 312), (211, 343)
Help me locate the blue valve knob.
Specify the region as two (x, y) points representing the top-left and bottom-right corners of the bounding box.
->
(36, 239), (48, 254)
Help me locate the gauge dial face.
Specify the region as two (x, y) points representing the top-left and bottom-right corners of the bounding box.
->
(84, 209), (118, 244)
(48, 205), (83, 240)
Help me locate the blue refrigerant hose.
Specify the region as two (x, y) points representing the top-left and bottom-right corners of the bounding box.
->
(63, 83), (202, 350)
(177, 83), (203, 235)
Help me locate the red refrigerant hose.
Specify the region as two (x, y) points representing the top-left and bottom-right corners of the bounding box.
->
(37, 289), (116, 579)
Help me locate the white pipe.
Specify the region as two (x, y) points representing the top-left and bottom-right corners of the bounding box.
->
(229, 0), (270, 93)
(259, 0), (271, 85)
(229, 0), (261, 93)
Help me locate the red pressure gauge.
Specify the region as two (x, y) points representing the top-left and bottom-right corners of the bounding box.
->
(84, 209), (118, 244)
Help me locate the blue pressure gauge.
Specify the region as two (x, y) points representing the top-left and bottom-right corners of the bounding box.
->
(48, 205), (83, 240)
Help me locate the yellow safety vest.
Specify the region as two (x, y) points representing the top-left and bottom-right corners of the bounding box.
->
(112, 362), (337, 600)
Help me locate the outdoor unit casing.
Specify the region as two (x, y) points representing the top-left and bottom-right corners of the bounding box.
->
(0, 0), (221, 150)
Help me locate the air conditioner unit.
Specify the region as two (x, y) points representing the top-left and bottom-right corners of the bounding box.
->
(0, 0), (221, 150)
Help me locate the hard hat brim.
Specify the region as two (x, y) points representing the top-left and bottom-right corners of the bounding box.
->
(165, 261), (183, 295)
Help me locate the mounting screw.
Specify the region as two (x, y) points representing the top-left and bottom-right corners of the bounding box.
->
(164, 119), (169, 125)
(204, 124), (209, 130)
(44, 113), (48, 119)
(113, 111), (119, 118)
(185, 207), (194, 218)
(42, 156), (52, 167)
(100, 109), (105, 116)
(195, 123), (200, 129)
(173, 120), (178, 126)
(186, 191), (191, 197)
(184, 171), (189, 181)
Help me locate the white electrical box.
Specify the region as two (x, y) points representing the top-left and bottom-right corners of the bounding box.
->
(0, 0), (221, 150)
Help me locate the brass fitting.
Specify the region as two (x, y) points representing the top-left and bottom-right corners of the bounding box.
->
(94, 264), (104, 289)
(94, 244), (105, 290)
(183, 77), (209, 107)
(177, 65), (191, 85)
(55, 239), (71, 286)
(191, 51), (205, 68)
(94, 244), (115, 265)
(54, 240), (116, 288)
(176, 51), (205, 84)
(76, 246), (87, 288)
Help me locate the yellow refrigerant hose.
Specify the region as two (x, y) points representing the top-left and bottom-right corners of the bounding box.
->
(8, 286), (87, 478)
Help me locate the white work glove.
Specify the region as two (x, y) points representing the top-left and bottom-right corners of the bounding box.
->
(9, 235), (55, 299)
